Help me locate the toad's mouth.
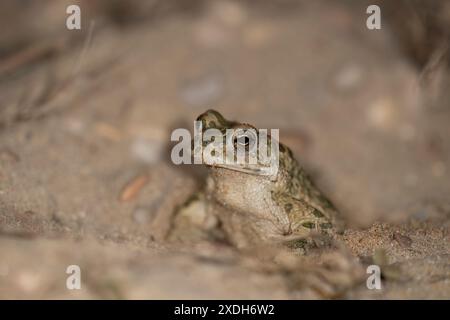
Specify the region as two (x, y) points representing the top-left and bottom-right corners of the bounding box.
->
(209, 163), (266, 175)
(204, 158), (279, 179)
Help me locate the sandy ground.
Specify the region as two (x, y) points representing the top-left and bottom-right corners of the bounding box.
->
(0, 0), (449, 299)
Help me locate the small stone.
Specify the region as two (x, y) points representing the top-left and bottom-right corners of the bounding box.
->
(131, 138), (163, 164)
(334, 64), (363, 92)
(211, 0), (246, 27)
(393, 231), (413, 248)
(133, 207), (152, 224)
(17, 271), (41, 293)
(64, 117), (85, 135)
(179, 196), (207, 227)
(243, 23), (275, 47)
(367, 98), (397, 130)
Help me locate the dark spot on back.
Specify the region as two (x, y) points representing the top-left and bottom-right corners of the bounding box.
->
(284, 203), (293, 213)
(312, 209), (324, 218)
(285, 238), (308, 249)
(302, 222), (315, 229)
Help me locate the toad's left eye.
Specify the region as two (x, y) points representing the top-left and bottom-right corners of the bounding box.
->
(233, 129), (257, 150)
(234, 135), (250, 146)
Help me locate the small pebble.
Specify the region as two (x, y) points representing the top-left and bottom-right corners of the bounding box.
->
(64, 117), (85, 135)
(393, 231), (413, 248)
(243, 23), (274, 47)
(334, 64), (363, 92)
(367, 98), (397, 130)
(17, 272), (41, 293)
(210, 0), (246, 27)
(131, 138), (163, 164)
(133, 207), (152, 224)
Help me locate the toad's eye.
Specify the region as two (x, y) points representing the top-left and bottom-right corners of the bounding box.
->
(234, 135), (250, 147)
(232, 129), (257, 151)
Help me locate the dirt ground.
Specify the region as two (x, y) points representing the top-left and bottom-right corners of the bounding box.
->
(0, 0), (449, 299)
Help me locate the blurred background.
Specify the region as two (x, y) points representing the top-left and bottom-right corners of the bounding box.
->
(0, 0), (449, 299)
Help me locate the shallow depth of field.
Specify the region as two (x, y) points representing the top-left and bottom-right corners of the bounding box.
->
(0, 0), (449, 299)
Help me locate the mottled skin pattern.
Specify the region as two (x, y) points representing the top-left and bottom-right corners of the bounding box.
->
(196, 109), (343, 248)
